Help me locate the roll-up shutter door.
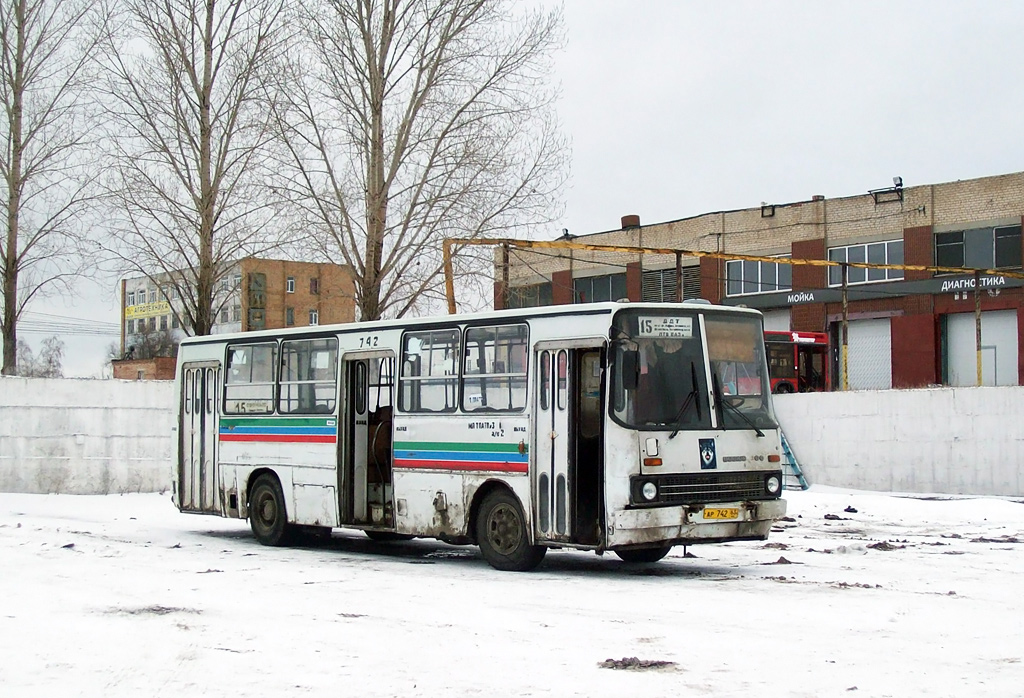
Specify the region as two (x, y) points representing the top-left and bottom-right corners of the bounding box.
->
(843, 318), (892, 390)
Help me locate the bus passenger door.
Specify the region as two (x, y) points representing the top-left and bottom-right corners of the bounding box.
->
(179, 361), (221, 513)
(534, 348), (571, 542)
(341, 353), (395, 526)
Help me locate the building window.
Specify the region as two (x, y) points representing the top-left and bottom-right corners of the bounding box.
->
(726, 257), (792, 296)
(934, 225), (1021, 271)
(286, 307), (295, 326)
(310, 277), (319, 295)
(137, 289), (147, 304)
(219, 308), (229, 323)
(126, 319), (134, 334)
(148, 317), (156, 331)
(232, 304), (241, 322)
(462, 324), (529, 412)
(506, 283), (552, 309)
(309, 309), (319, 325)
(279, 338), (338, 414)
(400, 328), (460, 412)
(828, 241), (903, 285)
(573, 273), (626, 303)
(286, 276), (295, 293)
(160, 315), (168, 330)
(126, 291), (136, 306)
(171, 315), (180, 329)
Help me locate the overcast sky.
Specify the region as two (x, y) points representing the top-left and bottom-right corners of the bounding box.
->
(24, 0), (1024, 377)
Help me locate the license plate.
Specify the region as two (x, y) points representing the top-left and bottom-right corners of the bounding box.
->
(701, 507), (739, 521)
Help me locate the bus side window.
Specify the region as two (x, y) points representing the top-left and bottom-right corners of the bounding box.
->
(224, 343), (277, 414)
(399, 329), (459, 413)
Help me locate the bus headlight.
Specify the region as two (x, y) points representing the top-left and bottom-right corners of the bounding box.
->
(765, 474), (782, 496)
(641, 481), (658, 501)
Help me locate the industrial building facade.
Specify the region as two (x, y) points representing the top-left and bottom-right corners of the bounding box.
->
(497, 171), (1024, 389)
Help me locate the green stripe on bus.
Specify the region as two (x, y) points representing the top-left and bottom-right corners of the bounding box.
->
(220, 417), (335, 427)
(393, 441), (524, 453)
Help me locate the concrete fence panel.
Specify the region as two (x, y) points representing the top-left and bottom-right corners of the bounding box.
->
(774, 386), (1024, 496)
(2, 376), (1022, 496)
(0, 377), (175, 495)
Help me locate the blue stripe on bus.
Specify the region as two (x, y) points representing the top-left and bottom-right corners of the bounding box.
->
(220, 426), (336, 435)
(393, 449), (527, 463)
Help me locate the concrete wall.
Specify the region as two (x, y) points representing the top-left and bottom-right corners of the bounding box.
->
(774, 386), (1024, 496)
(2, 376), (1022, 497)
(0, 377), (175, 495)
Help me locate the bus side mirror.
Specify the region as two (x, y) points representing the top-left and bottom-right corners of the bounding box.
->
(620, 349), (639, 390)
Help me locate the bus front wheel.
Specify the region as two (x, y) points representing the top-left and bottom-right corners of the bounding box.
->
(476, 490), (546, 572)
(615, 546), (672, 563)
(248, 474), (294, 546)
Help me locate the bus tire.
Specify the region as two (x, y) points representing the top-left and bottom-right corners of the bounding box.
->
(774, 382), (795, 394)
(476, 489), (546, 572)
(615, 546), (672, 563)
(248, 474), (294, 546)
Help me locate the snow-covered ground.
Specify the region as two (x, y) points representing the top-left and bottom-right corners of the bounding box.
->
(1, 487), (1021, 698)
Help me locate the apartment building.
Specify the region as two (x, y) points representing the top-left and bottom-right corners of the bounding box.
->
(119, 257), (356, 356)
(498, 171), (1024, 389)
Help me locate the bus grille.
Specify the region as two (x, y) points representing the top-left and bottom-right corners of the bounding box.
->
(656, 471), (773, 504)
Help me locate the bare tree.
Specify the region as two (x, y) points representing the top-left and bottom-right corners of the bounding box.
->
(16, 334), (63, 376)
(0, 0), (105, 375)
(275, 0), (567, 320)
(99, 0), (293, 336)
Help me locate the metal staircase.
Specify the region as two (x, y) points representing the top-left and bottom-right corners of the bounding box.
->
(780, 431), (809, 490)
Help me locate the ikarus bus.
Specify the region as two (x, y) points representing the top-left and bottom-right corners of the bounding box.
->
(173, 300), (787, 571)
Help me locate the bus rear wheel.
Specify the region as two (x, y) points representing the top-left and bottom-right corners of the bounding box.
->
(248, 474), (294, 546)
(476, 490), (546, 572)
(615, 546), (672, 563)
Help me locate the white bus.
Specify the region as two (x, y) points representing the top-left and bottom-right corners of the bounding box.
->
(173, 300), (786, 571)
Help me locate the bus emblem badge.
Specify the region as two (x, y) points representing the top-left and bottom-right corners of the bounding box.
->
(699, 439), (717, 470)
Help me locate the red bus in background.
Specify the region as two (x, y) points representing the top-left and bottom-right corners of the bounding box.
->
(764, 331), (830, 393)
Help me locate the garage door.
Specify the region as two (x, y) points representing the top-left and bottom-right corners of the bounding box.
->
(840, 318), (892, 390)
(946, 310), (1019, 386)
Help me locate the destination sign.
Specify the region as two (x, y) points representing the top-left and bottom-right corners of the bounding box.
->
(637, 316), (694, 338)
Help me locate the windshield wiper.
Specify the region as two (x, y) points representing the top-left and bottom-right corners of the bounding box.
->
(668, 362), (703, 440)
(711, 369), (765, 437)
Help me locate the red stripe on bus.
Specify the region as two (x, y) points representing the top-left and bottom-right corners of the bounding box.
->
(219, 434), (337, 444)
(394, 459), (528, 473)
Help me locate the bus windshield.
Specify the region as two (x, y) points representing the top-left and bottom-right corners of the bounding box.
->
(612, 310), (776, 432)
(705, 315), (777, 431)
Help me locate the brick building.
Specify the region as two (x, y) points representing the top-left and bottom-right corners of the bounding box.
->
(499, 171), (1024, 389)
(120, 257), (356, 359)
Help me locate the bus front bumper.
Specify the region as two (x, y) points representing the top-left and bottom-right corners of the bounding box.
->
(608, 498), (787, 547)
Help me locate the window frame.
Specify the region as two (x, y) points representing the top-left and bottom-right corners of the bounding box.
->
(725, 256), (792, 296)
(277, 337), (339, 415)
(934, 225), (1022, 272)
(223, 341), (278, 415)
(828, 241), (904, 286)
(399, 327), (461, 413)
(573, 273), (627, 303)
(460, 323), (530, 413)
(286, 276), (295, 293)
